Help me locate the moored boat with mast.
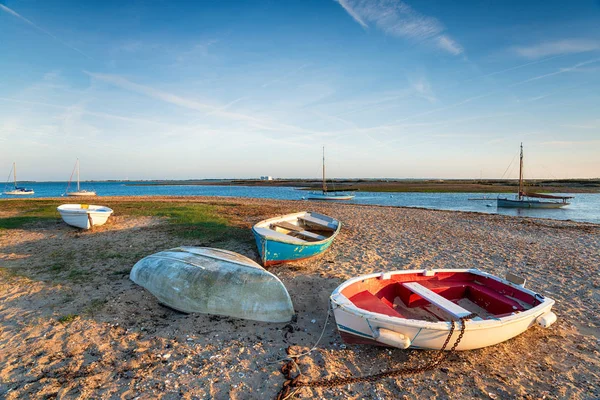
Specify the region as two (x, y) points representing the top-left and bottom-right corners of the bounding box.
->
(497, 144), (572, 209)
(66, 159), (96, 197)
(307, 147), (356, 200)
(3, 162), (34, 195)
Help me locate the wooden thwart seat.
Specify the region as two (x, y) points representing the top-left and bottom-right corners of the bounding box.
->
(271, 221), (303, 232)
(402, 282), (477, 319)
(270, 221), (326, 241)
(297, 215), (337, 231)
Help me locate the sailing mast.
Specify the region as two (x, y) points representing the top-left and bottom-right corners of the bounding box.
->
(518, 143), (524, 200)
(77, 158), (80, 192)
(322, 146), (327, 193)
(13, 162), (17, 189)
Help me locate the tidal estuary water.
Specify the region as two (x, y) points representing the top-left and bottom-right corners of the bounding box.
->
(2, 181), (599, 224)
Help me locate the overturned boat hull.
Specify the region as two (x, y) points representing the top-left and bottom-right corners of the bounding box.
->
(130, 247), (295, 323)
(252, 211), (341, 266)
(331, 269), (556, 351)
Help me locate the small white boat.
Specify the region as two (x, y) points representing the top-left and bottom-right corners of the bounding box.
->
(57, 204), (113, 229)
(331, 269), (556, 351)
(130, 247), (295, 323)
(65, 159), (96, 196)
(3, 162), (34, 195)
(307, 192), (355, 201)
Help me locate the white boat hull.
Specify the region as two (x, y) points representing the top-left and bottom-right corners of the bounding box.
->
(497, 198), (568, 209)
(307, 192), (355, 200)
(331, 269), (556, 351)
(57, 204), (113, 229)
(67, 191), (97, 197)
(130, 247), (295, 322)
(4, 190), (34, 195)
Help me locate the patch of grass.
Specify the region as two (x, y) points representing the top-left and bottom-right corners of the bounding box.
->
(0, 202), (59, 230)
(67, 269), (90, 281)
(96, 251), (125, 260)
(49, 262), (70, 272)
(111, 267), (131, 276)
(115, 202), (248, 242)
(57, 314), (78, 324)
(83, 298), (107, 316)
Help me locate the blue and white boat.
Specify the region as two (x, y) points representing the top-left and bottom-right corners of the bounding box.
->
(3, 162), (34, 195)
(252, 211), (341, 266)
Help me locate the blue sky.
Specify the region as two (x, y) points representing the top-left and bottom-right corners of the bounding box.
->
(1, 0), (599, 180)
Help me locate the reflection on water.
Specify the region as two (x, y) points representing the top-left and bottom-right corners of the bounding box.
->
(2, 181), (599, 224)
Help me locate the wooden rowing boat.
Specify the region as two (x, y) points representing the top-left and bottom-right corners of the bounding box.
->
(252, 211), (341, 266)
(331, 269), (556, 350)
(130, 247), (295, 323)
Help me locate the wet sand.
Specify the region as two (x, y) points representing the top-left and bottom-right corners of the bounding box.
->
(1, 196), (599, 399)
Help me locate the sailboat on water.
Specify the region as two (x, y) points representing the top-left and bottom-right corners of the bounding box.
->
(65, 159), (96, 197)
(497, 143), (572, 209)
(307, 147), (356, 201)
(3, 162), (34, 195)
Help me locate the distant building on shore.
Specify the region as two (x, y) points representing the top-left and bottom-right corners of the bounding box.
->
(260, 176), (273, 181)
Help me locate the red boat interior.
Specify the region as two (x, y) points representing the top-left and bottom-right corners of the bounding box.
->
(341, 271), (542, 321)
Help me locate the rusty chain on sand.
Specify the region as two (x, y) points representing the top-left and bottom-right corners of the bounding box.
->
(276, 313), (478, 400)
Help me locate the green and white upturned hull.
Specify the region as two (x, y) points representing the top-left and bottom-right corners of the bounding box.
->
(130, 247), (295, 323)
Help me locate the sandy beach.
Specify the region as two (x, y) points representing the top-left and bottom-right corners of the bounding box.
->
(1, 196), (599, 399)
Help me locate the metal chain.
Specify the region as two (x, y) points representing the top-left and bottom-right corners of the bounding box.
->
(276, 313), (478, 400)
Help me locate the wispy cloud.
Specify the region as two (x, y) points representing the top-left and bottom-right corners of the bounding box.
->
(0, 4), (92, 59)
(84, 71), (327, 138)
(410, 76), (437, 103)
(336, 0), (368, 29)
(334, 0), (463, 55)
(513, 39), (600, 59)
(511, 58), (600, 86)
(436, 35), (463, 56)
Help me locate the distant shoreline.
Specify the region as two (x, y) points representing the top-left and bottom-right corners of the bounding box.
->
(123, 178), (600, 193)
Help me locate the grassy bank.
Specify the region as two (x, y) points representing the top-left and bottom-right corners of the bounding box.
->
(0, 199), (249, 242)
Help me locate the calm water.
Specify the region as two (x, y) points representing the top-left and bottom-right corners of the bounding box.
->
(2, 181), (599, 224)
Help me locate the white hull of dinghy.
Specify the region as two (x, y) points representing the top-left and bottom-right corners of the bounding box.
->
(67, 191), (97, 197)
(331, 268), (556, 351)
(129, 247), (295, 323)
(57, 204), (113, 229)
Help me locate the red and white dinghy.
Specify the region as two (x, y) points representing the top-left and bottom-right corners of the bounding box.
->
(330, 269), (557, 351)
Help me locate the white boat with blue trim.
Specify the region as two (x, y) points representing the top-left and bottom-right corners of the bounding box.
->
(3, 162), (34, 195)
(331, 269), (556, 351)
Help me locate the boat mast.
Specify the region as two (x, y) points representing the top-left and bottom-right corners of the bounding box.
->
(13, 162), (17, 188)
(322, 146), (327, 193)
(77, 158), (80, 192)
(518, 143), (524, 200)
